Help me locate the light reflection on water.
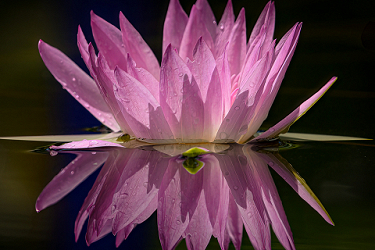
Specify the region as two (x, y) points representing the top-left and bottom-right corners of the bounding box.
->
(1, 138), (374, 249)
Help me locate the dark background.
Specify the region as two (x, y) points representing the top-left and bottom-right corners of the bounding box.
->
(0, 0), (374, 249)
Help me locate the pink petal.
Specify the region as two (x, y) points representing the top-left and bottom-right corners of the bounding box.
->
(232, 49), (274, 142)
(214, 91), (251, 142)
(227, 8), (247, 76)
(163, 0), (188, 54)
(185, 39), (224, 140)
(248, 1), (275, 51)
(114, 67), (173, 140)
(214, 0), (235, 57)
(180, 75), (205, 140)
(179, 5), (215, 61)
(238, 23), (302, 143)
(90, 11), (127, 71)
(187, 38), (216, 102)
(195, 0), (217, 41)
(50, 139), (123, 150)
(215, 44), (232, 117)
(126, 54), (159, 102)
(160, 46), (192, 139)
(119, 12), (160, 80)
(253, 77), (337, 141)
(35, 151), (108, 212)
(38, 40), (120, 131)
(203, 69), (223, 141)
(94, 51), (135, 135)
(77, 26), (92, 72)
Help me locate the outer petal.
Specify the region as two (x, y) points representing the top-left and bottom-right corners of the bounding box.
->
(114, 67), (173, 140)
(238, 23), (302, 143)
(90, 11), (127, 71)
(119, 12), (160, 80)
(35, 151), (108, 212)
(126, 54), (159, 102)
(77, 26), (92, 71)
(160, 45), (193, 140)
(252, 77), (337, 141)
(93, 51), (135, 135)
(179, 5), (214, 61)
(214, 0), (235, 57)
(180, 75), (205, 140)
(215, 46), (275, 143)
(248, 1), (275, 52)
(215, 45), (232, 117)
(38, 40), (120, 131)
(196, 0), (217, 41)
(227, 8), (247, 76)
(163, 0), (188, 54)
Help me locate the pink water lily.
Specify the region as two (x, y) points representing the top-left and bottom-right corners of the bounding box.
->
(36, 144), (333, 250)
(38, 0), (336, 145)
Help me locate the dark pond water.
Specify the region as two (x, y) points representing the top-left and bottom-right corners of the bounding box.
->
(0, 0), (374, 249)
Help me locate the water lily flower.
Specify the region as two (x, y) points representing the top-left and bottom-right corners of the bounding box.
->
(38, 0), (337, 146)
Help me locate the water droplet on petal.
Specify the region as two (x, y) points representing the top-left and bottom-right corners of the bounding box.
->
(234, 106), (240, 111)
(70, 171), (75, 175)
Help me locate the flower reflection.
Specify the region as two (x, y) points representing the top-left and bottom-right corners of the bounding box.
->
(36, 143), (333, 250)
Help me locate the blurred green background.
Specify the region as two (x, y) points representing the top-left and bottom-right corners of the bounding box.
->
(0, 0), (374, 249)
